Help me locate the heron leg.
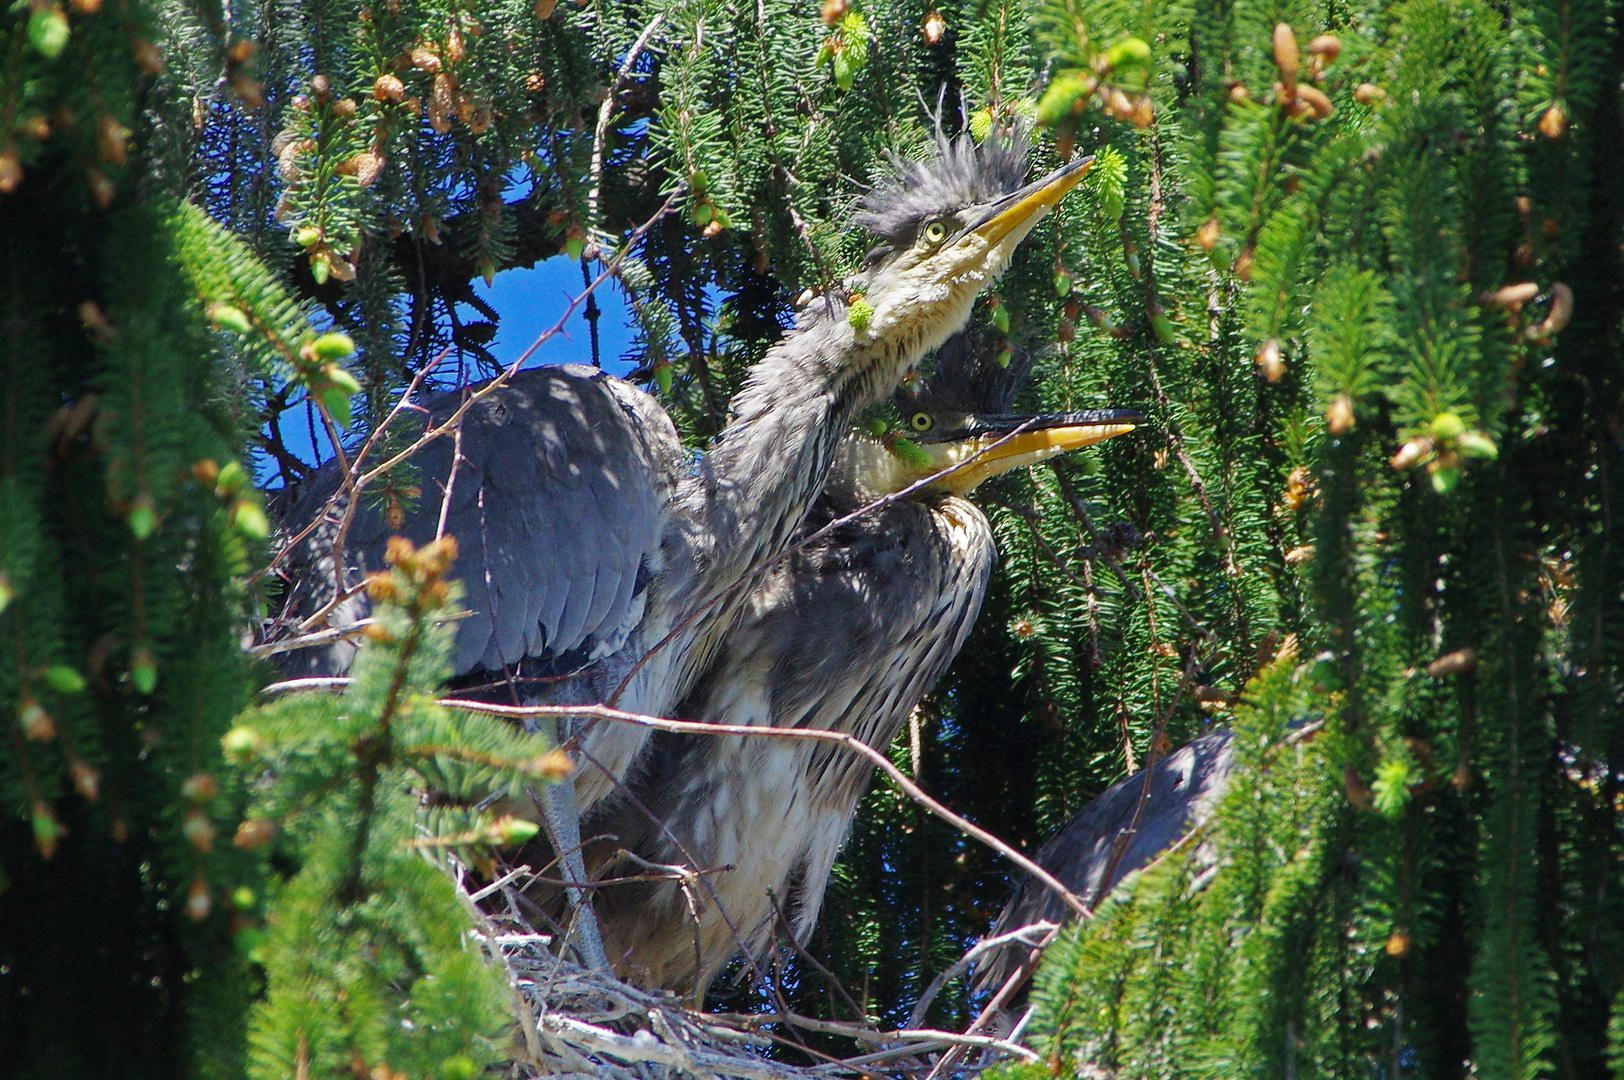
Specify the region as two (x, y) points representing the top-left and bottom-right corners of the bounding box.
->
(534, 777), (610, 972)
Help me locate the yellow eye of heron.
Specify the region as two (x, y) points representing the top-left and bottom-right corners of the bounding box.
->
(920, 220), (948, 246)
(909, 411), (934, 432)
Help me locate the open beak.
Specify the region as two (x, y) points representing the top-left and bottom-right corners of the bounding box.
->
(963, 156), (1095, 247)
(921, 408), (1140, 495)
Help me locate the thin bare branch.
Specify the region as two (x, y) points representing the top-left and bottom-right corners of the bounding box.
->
(442, 698), (1091, 921)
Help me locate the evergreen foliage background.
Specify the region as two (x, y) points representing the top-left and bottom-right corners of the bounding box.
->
(1, 0), (1622, 1076)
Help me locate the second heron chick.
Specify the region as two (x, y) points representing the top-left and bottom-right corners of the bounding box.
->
(577, 339), (1139, 997)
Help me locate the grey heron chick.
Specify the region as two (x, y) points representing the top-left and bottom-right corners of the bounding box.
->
(275, 131), (1093, 817)
(575, 339), (1139, 995)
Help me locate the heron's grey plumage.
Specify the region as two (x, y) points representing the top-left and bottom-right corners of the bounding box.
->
(585, 483), (996, 992)
(974, 731), (1236, 992)
(570, 334), (1139, 995)
(279, 365), (683, 679)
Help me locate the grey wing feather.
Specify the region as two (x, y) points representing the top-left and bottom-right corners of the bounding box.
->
(272, 364), (683, 680)
(975, 732), (1236, 990)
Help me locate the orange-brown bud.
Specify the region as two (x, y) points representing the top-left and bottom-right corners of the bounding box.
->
(1295, 84), (1333, 119)
(1539, 103), (1566, 140)
(1272, 23), (1299, 88)
(186, 876), (212, 921)
(97, 115), (130, 166)
(1326, 394), (1355, 434)
(0, 152), (21, 194)
(1196, 216), (1220, 251)
(1307, 34), (1340, 61)
(374, 73), (405, 102)
(537, 748), (575, 779)
(1390, 436), (1434, 472)
(1483, 281), (1540, 310)
(182, 807), (216, 851)
(181, 773), (221, 802)
(385, 535), (417, 567)
(922, 10), (946, 45)
(1426, 648), (1478, 678)
(1255, 338), (1286, 383)
(429, 73), (456, 133)
(234, 818), (278, 849)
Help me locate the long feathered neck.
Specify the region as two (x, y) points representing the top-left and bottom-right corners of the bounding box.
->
(674, 291), (916, 579)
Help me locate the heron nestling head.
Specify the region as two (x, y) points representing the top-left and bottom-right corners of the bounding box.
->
(851, 405), (1140, 499)
(850, 130), (1092, 362)
(839, 331), (1139, 500)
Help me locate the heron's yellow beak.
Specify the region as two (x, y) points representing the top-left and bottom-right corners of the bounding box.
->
(967, 156), (1095, 247)
(922, 411), (1138, 496)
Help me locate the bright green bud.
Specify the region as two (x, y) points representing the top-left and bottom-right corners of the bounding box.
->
(0, 573), (12, 617)
(867, 417), (888, 438)
(233, 499), (270, 540)
(832, 47), (857, 91)
(319, 386), (353, 427)
(694, 202), (713, 227)
(231, 886), (257, 910)
(1038, 74), (1092, 125)
(324, 364), (362, 396)
(1054, 271), (1074, 297)
(969, 108), (994, 143)
(496, 817), (541, 845)
(131, 647), (158, 695)
(890, 437), (933, 469)
(44, 666), (86, 695)
(28, 7), (70, 60)
(848, 297), (874, 333)
(215, 460), (248, 497)
(310, 332), (355, 361)
(1429, 412), (1465, 441)
(654, 362), (673, 394)
(564, 236), (584, 261)
(222, 726), (264, 761)
(309, 253), (331, 285)
(1151, 313), (1176, 343)
(996, 346), (1014, 368)
(1457, 430), (1498, 460)
(1372, 755), (1413, 819)
(1429, 464), (1461, 494)
(31, 805), (61, 858)
(207, 304), (253, 334)
(294, 226), (322, 248)
(128, 494), (157, 540)
(991, 305), (1010, 333)
(1104, 37), (1152, 71)
(441, 1056), (478, 1080)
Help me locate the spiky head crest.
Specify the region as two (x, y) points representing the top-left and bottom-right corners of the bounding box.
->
(854, 128), (1031, 258)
